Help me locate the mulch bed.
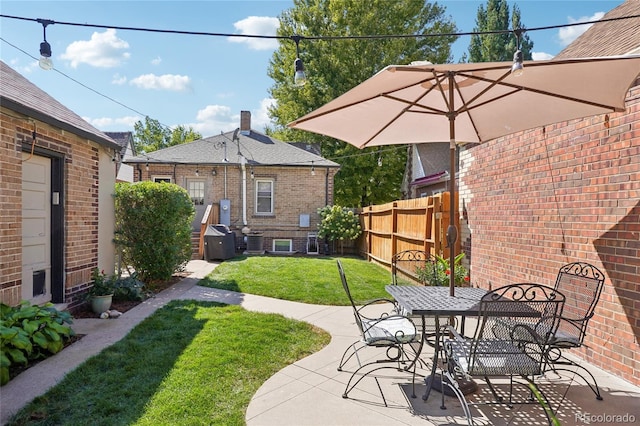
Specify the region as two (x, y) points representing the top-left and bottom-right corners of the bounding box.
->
(70, 272), (189, 319)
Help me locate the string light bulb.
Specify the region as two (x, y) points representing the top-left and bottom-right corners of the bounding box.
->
(292, 35), (307, 86)
(311, 161), (315, 176)
(511, 29), (524, 77)
(37, 19), (54, 70)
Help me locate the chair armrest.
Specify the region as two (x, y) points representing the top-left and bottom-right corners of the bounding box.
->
(445, 324), (466, 342)
(358, 298), (399, 319)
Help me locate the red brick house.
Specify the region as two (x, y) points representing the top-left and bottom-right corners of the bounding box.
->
(459, 1), (640, 386)
(0, 61), (120, 309)
(124, 111), (340, 255)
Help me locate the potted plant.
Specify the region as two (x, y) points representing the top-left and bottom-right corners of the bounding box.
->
(88, 268), (115, 314)
(415, 253), (470, 286)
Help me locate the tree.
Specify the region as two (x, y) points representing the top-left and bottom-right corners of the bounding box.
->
(467, 0), (533, 63)
(133, 117), (202, 154)
(266, 0), (457, 207)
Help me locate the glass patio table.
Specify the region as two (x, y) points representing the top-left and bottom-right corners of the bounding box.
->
(385, 285), (488, 402)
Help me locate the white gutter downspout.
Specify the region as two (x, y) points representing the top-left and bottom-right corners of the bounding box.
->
(240, 156), (248, 226)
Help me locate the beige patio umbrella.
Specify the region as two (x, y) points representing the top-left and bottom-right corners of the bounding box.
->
(289, 55), (640, 294)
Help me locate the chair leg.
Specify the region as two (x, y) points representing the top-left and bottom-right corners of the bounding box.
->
(442, 370), (473, 426)
(551, 361), (603, 400)
(337, 340), (364, 371)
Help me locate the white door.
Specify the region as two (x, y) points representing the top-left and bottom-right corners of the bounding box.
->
(22, 154), (52, 304)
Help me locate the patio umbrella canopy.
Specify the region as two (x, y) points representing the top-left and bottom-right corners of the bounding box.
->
(289, 55), (640, 293)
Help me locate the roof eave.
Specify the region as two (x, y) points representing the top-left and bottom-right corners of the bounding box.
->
(1, 96), (120, 151)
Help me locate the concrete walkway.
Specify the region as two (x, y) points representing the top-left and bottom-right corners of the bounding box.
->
(2, 259), (639, 425)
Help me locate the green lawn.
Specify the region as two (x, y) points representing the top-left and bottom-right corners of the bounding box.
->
(8, 300), (329, 426)
(199, 255), (392, 305)
(8, 256), (388, 425)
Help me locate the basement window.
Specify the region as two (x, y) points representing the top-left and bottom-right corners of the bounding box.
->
(272, 239), (292, 253)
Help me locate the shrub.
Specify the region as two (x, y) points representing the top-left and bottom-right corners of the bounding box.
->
(317, 205), (362, 254)
(415, 253), (470, 286)
(113, 275), (145, 302)
(0, 302), (74, 385)
(114, 181), (195, 283)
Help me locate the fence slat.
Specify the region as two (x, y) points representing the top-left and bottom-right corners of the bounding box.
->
(359, 193), (460, 272)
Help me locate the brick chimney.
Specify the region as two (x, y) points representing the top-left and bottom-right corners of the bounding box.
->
(240, 111), (251, 135)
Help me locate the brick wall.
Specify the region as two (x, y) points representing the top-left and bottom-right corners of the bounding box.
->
(139, 163), (336, 254)
(1, 107), (108, 308)
(460, 85), (640, 386)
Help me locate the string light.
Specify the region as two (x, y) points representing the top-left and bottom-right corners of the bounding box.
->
(37, 18), (53, 70)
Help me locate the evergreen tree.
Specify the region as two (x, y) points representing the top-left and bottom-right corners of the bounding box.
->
(467, 0), (533, 63)
(266, 0), (457, 207)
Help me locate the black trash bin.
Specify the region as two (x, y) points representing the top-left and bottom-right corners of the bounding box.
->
(204, 224), (236, 261)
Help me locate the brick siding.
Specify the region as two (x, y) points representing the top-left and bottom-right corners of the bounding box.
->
(459, 84), (640, 386)
(138, 163), (336, 254)
(1, 108), (103, 308)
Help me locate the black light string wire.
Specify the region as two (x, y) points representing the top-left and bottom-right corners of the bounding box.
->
(2, 12), (638, 165)
(2, 12), (639, 42)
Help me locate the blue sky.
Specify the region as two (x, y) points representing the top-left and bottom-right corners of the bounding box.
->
(0, 1), (622, 135)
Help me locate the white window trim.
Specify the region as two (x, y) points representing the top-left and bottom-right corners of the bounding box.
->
(187, 179), (206, 205)
(255, 178), (274, 215)
(272, 239), (293, 252)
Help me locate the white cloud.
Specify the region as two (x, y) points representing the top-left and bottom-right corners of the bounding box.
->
(558, 12), (605, 47)
(229, 16), (280, 50)
(251, 98), (276, 130)
(151, 56), (162, 65)
(129, 73), (191, 91)
(11, 59), (38, 74)
(61, 29), (130, 68)
(112, 73), (127, 85)
(187, 100), (276, 135)
(532, 52), (554, 61)
(189, 105), (237, 134)
(84, 115), (140, 130)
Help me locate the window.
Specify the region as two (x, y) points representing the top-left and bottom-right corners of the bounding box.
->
(273, 239), (292, 252)
(255, 179), (273, 214)
(153, 176), (172, 183)
(188, 180), (205, 205)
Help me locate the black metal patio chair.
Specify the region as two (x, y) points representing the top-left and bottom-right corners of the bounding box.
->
(441, 282), (565, 426)
(391, 249), (438, 286)
(336, 260), (421, 406)
(546, 262), (606, 400)
(390, 250), (444, 346)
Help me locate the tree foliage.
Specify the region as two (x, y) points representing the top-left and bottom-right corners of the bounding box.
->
(267, 0), (458, 207)
(466, 0), (533, 63)
(114, 181), (195, 283)
(133, 117), (202, 154)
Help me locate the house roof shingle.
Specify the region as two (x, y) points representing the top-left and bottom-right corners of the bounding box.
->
(105, 131), (135, 158)
(126, 130), (340, 168)
(553, 1), (640, 59)
(0, 61), (119, 150)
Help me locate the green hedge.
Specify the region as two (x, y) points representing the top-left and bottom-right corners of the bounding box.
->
(114, 181), (195, 283)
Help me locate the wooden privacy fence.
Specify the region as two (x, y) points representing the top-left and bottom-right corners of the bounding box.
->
(358, 192), (460, 271)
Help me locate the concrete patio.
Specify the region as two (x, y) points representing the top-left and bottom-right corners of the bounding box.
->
(2, 260), (639, 425)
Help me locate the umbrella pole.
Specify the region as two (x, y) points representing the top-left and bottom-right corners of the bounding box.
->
(446, 73), (457, 297)
(447, 139), (457, 296)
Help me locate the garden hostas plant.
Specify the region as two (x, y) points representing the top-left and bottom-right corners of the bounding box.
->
(0, 301), (75, 385)
(317, 205), (362, 254)
(415, 253), (470, 286)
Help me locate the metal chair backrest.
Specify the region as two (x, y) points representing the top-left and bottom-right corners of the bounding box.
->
(391, 249), (437, 285)
(553, 262), (605, 346)
(336, 260), (365, 337)
(471, 283), (565, 374)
